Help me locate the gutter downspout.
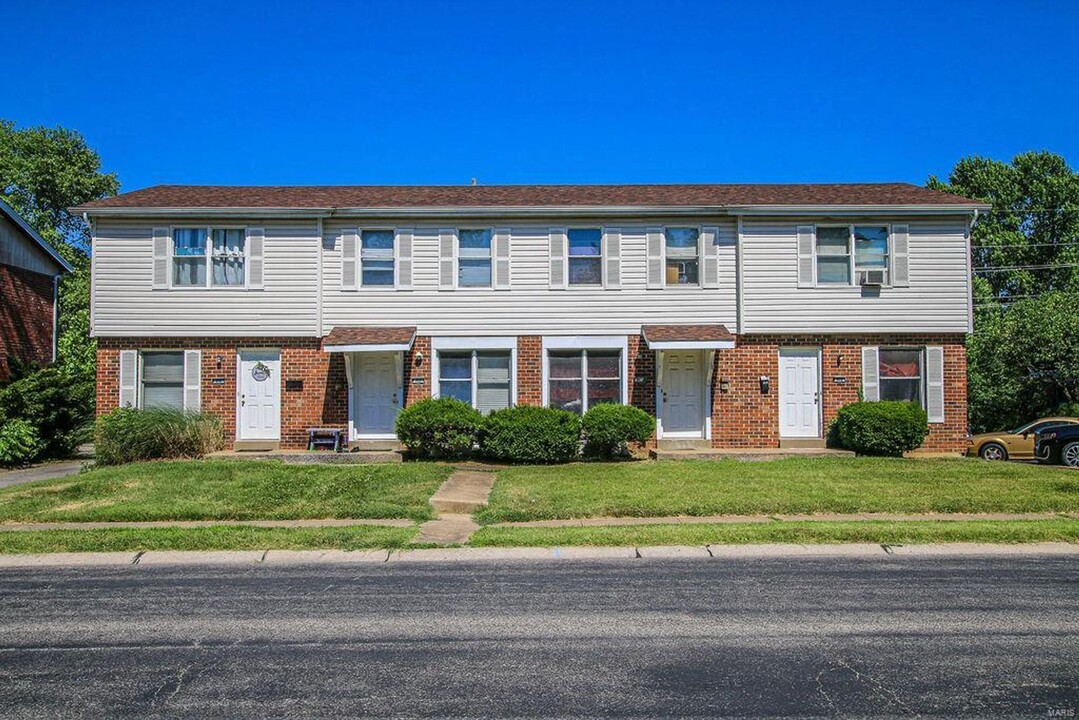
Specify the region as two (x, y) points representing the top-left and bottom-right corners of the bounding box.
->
(84, 212), (95, 339)
(52, 274), (60, 363)
(965, 208), (980, 333)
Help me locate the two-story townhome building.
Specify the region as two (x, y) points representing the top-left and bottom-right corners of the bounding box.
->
(75, 183), (987, 453)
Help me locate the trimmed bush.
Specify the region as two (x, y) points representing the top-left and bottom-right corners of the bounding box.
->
(480, 405), (582, 464)
(582, 404), (655, 459)
(0, 419), (45, 467)
(0, 366), (94, 460)
(832, 401), (928, 457)
(394, 397), (483, 459)
(95, 408), (225, 465)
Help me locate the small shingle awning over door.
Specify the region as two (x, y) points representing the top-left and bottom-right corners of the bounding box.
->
(322, 326), (417, 353)
(642, 324), (736, 350)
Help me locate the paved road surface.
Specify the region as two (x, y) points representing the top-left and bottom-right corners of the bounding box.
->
(1, 555), (1077, 717)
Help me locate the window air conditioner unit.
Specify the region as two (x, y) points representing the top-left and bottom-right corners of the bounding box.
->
(859, 269), (885, 286)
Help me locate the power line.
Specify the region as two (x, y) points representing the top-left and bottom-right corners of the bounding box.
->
(974, 263), (1079, 273)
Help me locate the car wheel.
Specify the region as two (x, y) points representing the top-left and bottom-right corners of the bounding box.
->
(1062, 442), (1079, 468)
(979, 442), (1008, 461)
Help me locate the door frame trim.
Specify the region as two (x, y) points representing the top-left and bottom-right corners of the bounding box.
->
(350, 351), (404, 441)
(655, 348), (712, 440)
(777, 346), (823, 439)
(235, 347), (282, 442)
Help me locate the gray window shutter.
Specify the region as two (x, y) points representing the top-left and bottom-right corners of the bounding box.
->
(797, 225), (815, 288)
(926, 346), (945, 423)
(183, 350), (201, 412)
(700, 225), (719, 289)
(861, 346), (880, 402)
(439, 228), (457, 290)
(891, 224), (910, 287)
(395, 228), (413, 290)
(152, 227), (170, 289)
(646, 227), (664, 289)
(602, 228), (621, 289)
(493, 228), (511, 290)
(341, 228), (359, 291)
(549, 228), (567, 290)
(119, 350), (138, 408)
(246, 227), (265, 289)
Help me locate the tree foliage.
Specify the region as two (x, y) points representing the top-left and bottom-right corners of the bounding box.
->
(928, 152), (1079, 431)
(0, 119), (118, 388)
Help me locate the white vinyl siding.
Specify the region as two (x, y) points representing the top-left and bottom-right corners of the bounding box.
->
(92, 219), (319, 337)
(741, 218), (972, 333)
(322, 221), (737, 336)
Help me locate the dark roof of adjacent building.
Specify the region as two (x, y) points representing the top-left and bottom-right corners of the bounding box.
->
(74, 183), (983, 210)
(322, 326), (417, 350)
(0, 198), (73, 274)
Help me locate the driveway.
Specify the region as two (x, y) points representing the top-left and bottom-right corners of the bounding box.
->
(0, 554), (1076, 717)
(0, 460), (88, 489)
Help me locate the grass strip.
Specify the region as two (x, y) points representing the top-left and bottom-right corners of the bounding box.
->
(478, 458), (1079, 523)
(0, 524), (417, 554)
(0, 460), (452, 523)
(468, 519), (1079, 547)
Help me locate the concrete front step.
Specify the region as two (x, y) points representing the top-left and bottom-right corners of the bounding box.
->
(656, 438), (712, 451)
(650, 447), (855, 462)
(210, 450), (402, 464)
(429, 470), (497, 514)
(779, 438), (827, 449)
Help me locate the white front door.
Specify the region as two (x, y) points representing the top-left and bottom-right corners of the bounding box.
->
(355, 352), (400, 437)
(238, 350), (281, 440)
(662, 350), (705, 437)
(779, 348), (821, 438)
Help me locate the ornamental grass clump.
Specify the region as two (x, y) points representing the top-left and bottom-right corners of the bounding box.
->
(95, 407), (225, 465)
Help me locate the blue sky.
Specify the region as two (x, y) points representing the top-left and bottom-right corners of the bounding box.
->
(4, 1), (1077, 192)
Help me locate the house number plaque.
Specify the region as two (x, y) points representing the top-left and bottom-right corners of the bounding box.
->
(834, 377), (847, 385)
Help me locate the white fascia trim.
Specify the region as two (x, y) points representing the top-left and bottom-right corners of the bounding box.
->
(540, 335), (630, 409)
(728, 204), (990, 217)
(80, 208), (332, 219)
(324, 343), (412, 353)
(647, 340), (736, 350)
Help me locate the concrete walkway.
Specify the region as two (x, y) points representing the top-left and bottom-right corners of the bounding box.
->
(414, 468), (497, 544)
(0, 460), (90, 489)
(0, 518), (414, 532)
(492, 511), (1078, 528)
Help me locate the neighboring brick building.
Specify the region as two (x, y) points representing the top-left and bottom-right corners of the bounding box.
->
(0, 199), (72, 381)
(77, 183), (987, 452)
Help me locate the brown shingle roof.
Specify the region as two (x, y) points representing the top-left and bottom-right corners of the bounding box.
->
(75, 183), (983, 210)
(322, 326), (416, 349)
(642, 324), (735, 345)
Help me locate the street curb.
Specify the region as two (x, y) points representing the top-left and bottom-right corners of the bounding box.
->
(0, 542), (1077, 567)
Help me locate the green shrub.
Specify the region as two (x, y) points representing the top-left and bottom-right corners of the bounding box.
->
(831, 401), (928, 457)
(0, 365), (94, 459)
(95, 408), (225, 465)
(581, 404), (655, 458)
(0, 419), (44, 467)
(394, 397), (483, 459)
(1056, 401), (1079, 418)
(480, 405), (582, 464)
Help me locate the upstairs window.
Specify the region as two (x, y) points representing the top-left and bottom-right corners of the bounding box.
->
(814, 225), (890, 286)
(854, 226), (889, 284)
(361, 230), (395, 286)
(568, 228), (602, 286)
(664, 228), (699, 285)
(172, 227), (247, 287)
(815, 226), (852, 284)
(458, 229), (493, 287)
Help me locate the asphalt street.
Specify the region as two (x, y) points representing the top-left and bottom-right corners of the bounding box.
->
(0, 554), (1077, 718)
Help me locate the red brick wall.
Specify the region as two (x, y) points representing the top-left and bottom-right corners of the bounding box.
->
(711, 334), (968, 452)
(0, 264), (55, 381)
(516, 336), (542, 405)
(98, 332), (968, 452)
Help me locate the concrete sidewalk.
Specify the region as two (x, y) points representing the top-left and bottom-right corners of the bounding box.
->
(0, 542), (1077, 567)
(491, 511), (1079, 528)
(0, 518), (414, 532)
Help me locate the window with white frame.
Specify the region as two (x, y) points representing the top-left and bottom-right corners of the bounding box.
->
(140, 351), (184, 409)
(458, 229), (493, 287)
(438, 350), (512, 414)
(548, 349), (621, 414)
(879, 348), (924, 406)
(664, 227), (699, 285)
(361, 230), (395, 286)
(172, 228), (246, 287)
(568, 228), (602, 286)
(815, 225), (890, 285)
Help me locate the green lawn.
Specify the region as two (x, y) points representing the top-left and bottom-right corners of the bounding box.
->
(0, 524), (417, 554)
(476, 458), (1079, 523)
(470, 519), (1079, 547)
(0, 460), (451, 523)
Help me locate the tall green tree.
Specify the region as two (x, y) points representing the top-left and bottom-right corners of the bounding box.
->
(0, 120), (119, 387)
(928, 152), (1079, 431)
